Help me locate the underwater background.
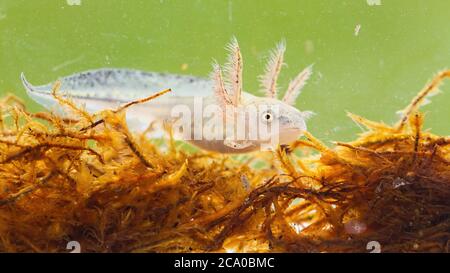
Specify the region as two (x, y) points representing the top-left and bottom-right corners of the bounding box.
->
(0, 0), (449, 143)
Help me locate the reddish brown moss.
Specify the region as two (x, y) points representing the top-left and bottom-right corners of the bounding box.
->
(0, 72), (448, 253)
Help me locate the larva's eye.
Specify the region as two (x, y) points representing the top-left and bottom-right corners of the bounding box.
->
(261, 111), (274, 123)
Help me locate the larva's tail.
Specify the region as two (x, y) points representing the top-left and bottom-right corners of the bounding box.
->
(20, 72), (59, 111)
(20, 72), (36, 94)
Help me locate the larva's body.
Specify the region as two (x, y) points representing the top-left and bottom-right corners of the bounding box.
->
(22, 39), (313, 153)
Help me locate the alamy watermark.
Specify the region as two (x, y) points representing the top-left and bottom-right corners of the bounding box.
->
(169, 98), (281, 151)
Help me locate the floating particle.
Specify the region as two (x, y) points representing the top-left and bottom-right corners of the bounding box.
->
(66, 0), (82, 6)
(354, 24), (361, 36)
(366, 0), (381, 6)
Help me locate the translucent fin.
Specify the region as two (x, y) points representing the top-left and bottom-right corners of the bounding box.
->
(21, 68), (214, 106)
(21, 72), (67, 112)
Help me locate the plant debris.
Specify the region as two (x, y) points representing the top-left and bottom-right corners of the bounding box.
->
(0, 71), (448, 253)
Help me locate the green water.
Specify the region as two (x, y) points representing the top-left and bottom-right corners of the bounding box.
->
(1, 0), (449, 143)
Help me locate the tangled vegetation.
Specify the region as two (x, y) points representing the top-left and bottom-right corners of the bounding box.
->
(0, 71), (448, 252)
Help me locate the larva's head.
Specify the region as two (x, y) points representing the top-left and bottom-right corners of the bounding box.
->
(248, 97), (313, 146)
(212, 37), (314, 150)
